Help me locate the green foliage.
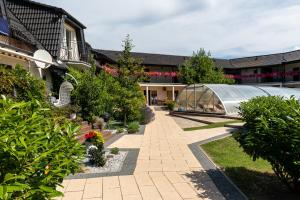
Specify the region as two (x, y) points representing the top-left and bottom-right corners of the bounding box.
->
(165, 100), (176, 111)
(52, 104), (80, 118)
(116, 128), (124, 134)
(69, 63), (120, 122)
(117, 34), (145, 86)
(0, 65), (46, 101)
(87, 147), (106, 167)
(235, 96), (300, 192)
(179, 49), (234, 85)
(115, 35), (146, 124)
(111, 147), (120, 155)
(127, 121), (140, 134)
(0, 96), (84, 199)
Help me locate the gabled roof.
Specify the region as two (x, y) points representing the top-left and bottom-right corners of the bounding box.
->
(5, 0), (86, 58)
(93, 49), (232, 68)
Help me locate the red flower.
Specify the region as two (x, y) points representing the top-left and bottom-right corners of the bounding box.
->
(84, 131), (96, 139)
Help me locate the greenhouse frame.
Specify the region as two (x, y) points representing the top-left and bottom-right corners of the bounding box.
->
(176, 84), (300, 116)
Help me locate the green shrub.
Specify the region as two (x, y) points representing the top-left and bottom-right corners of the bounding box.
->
(52, 104), (80, 118)
(127, 122), (140, 134)
(116, 128), (124, 134)
(0, 65), (46, 102)
(111, 147), (119, 155)
(165, 100), (176, 111)
(0, 96), (84, 199)
(87, 146), (106, 167)
(234, 96), (300, 192)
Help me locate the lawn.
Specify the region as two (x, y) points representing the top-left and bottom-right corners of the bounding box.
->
(183, 120), (242, 131)
(201, 136), (300, 200)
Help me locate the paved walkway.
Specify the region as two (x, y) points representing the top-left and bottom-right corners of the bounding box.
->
(58, 110), (233, 200)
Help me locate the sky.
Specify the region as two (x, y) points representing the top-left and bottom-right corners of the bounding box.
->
(39, 0), (300, 58)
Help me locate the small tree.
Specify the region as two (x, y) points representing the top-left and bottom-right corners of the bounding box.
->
(117, 34), (145, 86)
(179, 49), (234, 84)
(235, 96), (300, 192)
(115, 35), (146, 125)
(70, 64), (104, 121)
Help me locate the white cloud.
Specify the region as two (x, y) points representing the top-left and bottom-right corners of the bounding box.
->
(38, 0), (300, 58)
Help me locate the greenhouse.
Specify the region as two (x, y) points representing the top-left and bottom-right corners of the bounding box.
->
(176, 84), (300, 116)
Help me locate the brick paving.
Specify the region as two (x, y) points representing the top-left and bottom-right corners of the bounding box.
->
(57, 110), (233, 200)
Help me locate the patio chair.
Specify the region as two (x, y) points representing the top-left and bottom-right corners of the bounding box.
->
(54, 81), (74, 107)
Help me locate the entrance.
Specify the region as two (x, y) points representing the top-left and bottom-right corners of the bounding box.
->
(149, 90), (157, 105)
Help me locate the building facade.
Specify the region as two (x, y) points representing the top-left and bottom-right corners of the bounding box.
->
(0, 0), (90, 96)
(2, 0), (300, 105)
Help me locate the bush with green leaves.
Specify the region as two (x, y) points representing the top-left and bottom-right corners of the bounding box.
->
(0, 96), (84, 199)
(116, 127), (124, 134)
(87, 146), (106, 167)
(165, 100), (176, 111)
(127, 121), (140, 134)
(234, 96), (300, 192)
(179, 49), (234, 84)
(110, 147), (119, 155)
(0, 65), (46, 102)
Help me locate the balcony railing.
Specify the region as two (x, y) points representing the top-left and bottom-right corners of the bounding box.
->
(60, 40), (80, 61)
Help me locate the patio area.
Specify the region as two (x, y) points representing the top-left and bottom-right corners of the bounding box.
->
(58, 109), (239, 200)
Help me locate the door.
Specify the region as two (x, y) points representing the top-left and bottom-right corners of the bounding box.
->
(149, 90), (157, 105)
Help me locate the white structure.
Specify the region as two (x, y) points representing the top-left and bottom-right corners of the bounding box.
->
(54, 81), (74, 107)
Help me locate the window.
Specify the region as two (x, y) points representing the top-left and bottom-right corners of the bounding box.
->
(60, 24), (79, 61)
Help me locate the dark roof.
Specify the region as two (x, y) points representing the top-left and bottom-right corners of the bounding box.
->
(5, 0), (86, 58)
(93, 49), (189, 66)
(230, 53), (284, 68)
(93, 49), (231, 69)
(282, 50), (300, 63)
(6, 7), (44, 50)
(228, 50), (300, 68)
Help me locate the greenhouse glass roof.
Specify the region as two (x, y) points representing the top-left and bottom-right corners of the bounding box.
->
(176, 84), (300, 116)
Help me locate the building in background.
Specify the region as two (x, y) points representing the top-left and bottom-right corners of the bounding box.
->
(224, 50), (300, 88)
(2, 0), (300, 105)
(92, 49), (231, 105)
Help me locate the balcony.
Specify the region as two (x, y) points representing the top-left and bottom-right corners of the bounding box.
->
(60, 40), (80, 61)
(60, 39), (89, 63)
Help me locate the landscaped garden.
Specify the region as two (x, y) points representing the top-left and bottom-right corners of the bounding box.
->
(0, 36), (152, 199)
(201, 96), (300, 200)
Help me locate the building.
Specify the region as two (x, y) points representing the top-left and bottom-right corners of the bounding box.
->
(0, 0), (90, 95)
(2, 0), (300, 105)
(93, 49), (300, 105)
(224, 50), (300, 88)
(92, 49), (231, 105)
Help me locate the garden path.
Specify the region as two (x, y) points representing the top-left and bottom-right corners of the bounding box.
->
(58, 109), (233, 200)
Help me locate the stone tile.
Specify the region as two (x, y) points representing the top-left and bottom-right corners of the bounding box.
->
(134, 172), (154, 186)
(173, 183), (199, 199)
(62, 192), (83, 200)
(103, 187), (122, 200)
(122, 194), (143, 200)
(139, 186), (163, 200)
(164, 172), (186, 184)
(83, 178), (102, 199)
(66, 179), (86, 192)
(119, 175), (140, 196)
(103, 176), (119, 189)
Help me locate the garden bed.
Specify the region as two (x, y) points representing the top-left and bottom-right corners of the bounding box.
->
(201, 137), (300, 200)
(80, 151), (128, 174)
